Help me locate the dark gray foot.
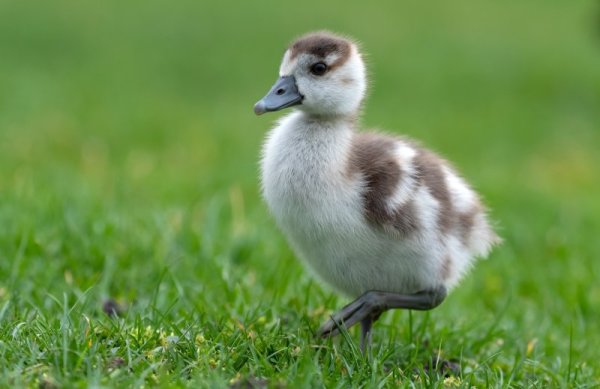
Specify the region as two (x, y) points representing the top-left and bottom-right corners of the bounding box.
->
(318, 286), (447, 351)
(360, 317), (374, 353)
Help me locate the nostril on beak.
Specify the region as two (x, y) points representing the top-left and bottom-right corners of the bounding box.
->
(276, 88), (285, 96)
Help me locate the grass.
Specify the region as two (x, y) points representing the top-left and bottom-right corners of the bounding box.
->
(1, 0), (600, 387)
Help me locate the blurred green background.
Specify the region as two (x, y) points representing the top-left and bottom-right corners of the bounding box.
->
(1, 0), (599, 386)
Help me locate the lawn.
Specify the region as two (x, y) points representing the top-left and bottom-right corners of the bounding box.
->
(1, 0), (599, 387)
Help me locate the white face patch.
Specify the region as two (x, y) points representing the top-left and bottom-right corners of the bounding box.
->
(279, 50), (297, 76)
(324, 52), (341, 65)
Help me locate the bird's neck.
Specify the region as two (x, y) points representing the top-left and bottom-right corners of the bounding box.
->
(295, 110), (359, 132)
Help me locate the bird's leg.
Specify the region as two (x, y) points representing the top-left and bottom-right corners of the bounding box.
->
(318, 286), (447, 347)
(360, 317), (374, 353)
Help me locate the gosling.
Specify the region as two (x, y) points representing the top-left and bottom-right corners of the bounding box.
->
(254, 31), (500, 351)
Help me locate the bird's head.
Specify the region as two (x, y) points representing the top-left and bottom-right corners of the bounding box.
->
(254, 31), (367, 118)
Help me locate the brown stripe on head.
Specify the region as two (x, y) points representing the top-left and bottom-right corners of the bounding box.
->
(412, 149), (453, 232)
(289, 31), (352, 70)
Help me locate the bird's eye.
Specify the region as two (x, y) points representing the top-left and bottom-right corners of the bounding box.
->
(310, 62), (328, 76)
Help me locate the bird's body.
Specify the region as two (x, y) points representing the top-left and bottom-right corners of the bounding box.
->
(262, 112), (497, 298)
(255, 31), (499, 349)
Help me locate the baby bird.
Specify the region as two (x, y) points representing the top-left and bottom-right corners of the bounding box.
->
(254, 31), (500, 351)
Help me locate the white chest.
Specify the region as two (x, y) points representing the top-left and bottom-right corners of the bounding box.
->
(261, 113), (361, 238)
(261, 114), (405, 296)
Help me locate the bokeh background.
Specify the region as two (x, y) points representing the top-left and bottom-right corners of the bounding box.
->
(1, 0), (599, 386)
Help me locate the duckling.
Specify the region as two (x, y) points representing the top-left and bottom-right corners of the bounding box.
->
(254, 31), (500, 351)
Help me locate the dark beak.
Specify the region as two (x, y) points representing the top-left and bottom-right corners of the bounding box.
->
(254, 75), (303, 115)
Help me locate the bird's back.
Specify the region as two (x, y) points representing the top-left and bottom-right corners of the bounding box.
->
(348, 132), (500, 290)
